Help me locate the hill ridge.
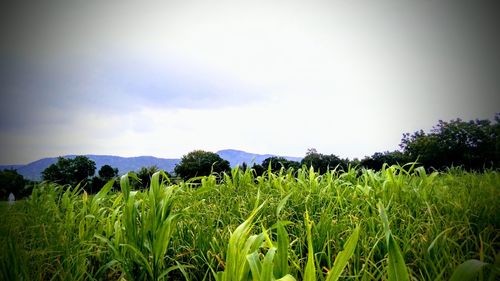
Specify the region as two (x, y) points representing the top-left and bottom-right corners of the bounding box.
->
(0, 149), (303, 180)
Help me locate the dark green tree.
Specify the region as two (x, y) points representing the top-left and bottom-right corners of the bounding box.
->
(42, 156), (96, 186)
(300, 148), (348, 173)
(174, 150), (230, 181)
(90, 164), (119, 194)
(360, 151), (409, 170)
(0, 169), (28, 200)
(98, 165), (119, 180)
(135, 166), (162, 189)
(261, 157), (300, 173)
(400, 114), (500, 171)
(251, 163), (265, 177)
(41, 162), (64, 183)
(238, 162), (249, 172)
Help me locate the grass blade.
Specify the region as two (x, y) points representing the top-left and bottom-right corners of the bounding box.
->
(275, 221), (290, 278)
(326, 225), (360, 281)
(378, 202), (410, 281)
(276, 192), (293, 217)
(304, 211), (316, 281)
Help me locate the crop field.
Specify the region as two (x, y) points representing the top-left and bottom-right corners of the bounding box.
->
(1, 165), (499, 280)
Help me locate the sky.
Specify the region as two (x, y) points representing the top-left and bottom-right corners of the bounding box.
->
(1, 0), (499, 165)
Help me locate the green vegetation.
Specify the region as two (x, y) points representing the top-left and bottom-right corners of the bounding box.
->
(98, 165), (119, 181)
(42, 156), (97, 186)
(301, 149), (349, 174)
(255, 115), (500, 175)
(399, 114), (500, 171)
(250, 157), (302, 176)
(174, 150), (231, 181)
(0, 169), (32, 200)
(1, 165), (499, 280)
(1, 115), (499, 280)
(90, 165), (120, 194)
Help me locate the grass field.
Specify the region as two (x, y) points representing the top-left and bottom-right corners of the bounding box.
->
(1, 165), (499, 280)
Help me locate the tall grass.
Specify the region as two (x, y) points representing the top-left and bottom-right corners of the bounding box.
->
(1, 165), (498, 280)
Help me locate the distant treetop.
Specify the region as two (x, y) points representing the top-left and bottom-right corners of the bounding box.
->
(174, 150), (230, 181)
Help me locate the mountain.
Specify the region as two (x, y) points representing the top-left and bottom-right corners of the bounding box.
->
(216, 149), (302, 167)
(1, 155), (180, 181)
(0, 165), (24, 171)
(1, 150), (302, 181)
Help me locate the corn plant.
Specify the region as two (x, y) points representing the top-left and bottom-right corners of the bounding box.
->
(1, 167), (498, 280)
(97, 171), (183, 280)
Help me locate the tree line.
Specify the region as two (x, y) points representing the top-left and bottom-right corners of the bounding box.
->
(1, 114), (499, 199)
(238, 114), (500, 174)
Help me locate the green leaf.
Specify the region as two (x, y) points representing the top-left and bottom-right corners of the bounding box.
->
(276, 274), (297, 281)
(224, 202), (265, 281)
(275, 221), (290, 278)
(326, 225), (360, 281)
(386, 234), (410, 281)
(378, 202), (410, 281)
(304, 211), (316, 281)
(427, 227), (455, 254)
(121, 243), (154, 279)
(276, 192), (293, 217)
(247, 252), (262, 281)
(261, 247), (277, 281)
(449, 259), (488, 281)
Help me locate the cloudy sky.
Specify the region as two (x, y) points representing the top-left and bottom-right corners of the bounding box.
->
(1, 0), (499, 164)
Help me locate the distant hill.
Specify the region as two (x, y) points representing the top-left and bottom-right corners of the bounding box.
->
(216, 149), (302, 167)
(0, 165), (24, 171)
(0, 150), (302, 181)
(0, 155), (180, 181)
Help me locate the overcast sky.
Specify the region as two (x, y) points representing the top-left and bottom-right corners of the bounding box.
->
(1, 0), (499, 164)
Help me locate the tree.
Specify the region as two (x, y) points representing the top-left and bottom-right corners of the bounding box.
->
(42, 156), (96, 186)
(0, 169), (28, 200)
(261, 157), (300, 173)
(174, 150), (230, 181)
(400, 114), (500, 171)
(238, 162), (249, 172)
(90, 164), (119, 194)
(360, 151), (409, 170)
(300, 148), (348, 173)
(400, 130), (441, 169)
(98, 165), (119, 180)
(251, 163), (265, 177)
(135, 166), (162, 189)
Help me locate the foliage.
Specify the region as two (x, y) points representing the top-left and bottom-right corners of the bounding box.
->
(90, 164), (120, 194)
(134, 165), (163, 189)
(98, 164), (119, 180)
(1, 166), (499, 280)
(400, 114), (500, 171)
(0, 169), (31, 200)
(261, 157), (300, 174)
(251, 163), (265, 176)
(300, 148), (349, 173)
(360, 151), (409, 171)
(174, 150), (230, 181)
(97, 172), (182, 280)
(377, 202), (410, 281)
(41, 156), (96, 186)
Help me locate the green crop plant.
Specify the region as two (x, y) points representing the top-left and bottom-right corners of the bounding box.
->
(377, 202), (410, 281)
(96, 171), (185, 280)
(1, 166), (498, 280)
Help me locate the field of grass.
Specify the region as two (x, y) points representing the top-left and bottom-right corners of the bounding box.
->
(1, 165), (499, 280)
